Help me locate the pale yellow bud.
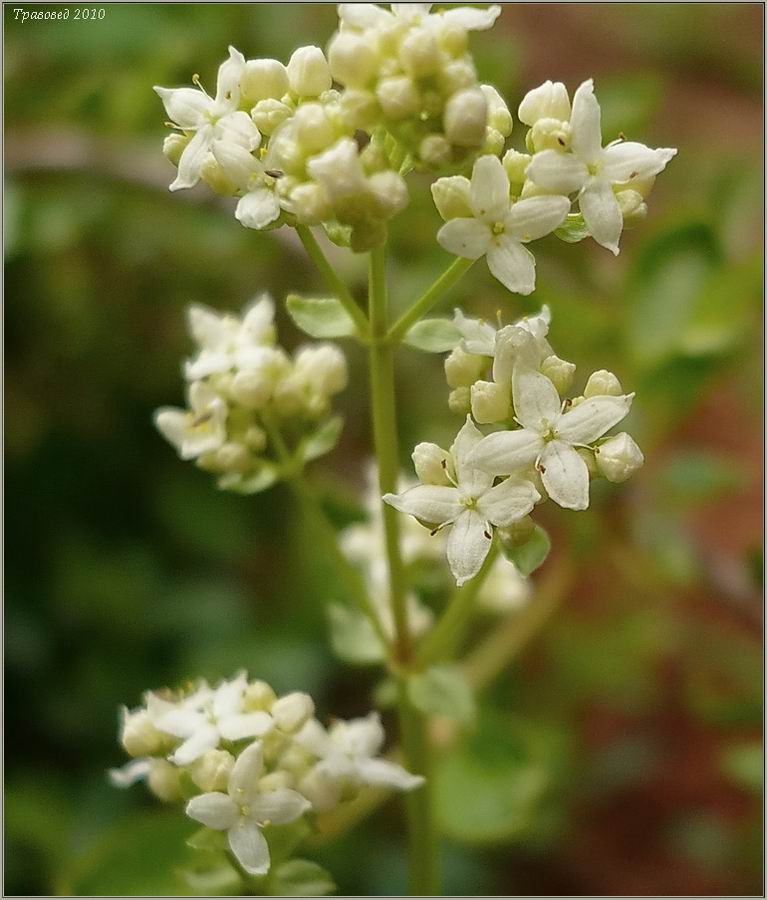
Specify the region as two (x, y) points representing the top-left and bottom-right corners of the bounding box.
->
(120, 709), (164, 757)
(244, 679), (276, 711)
(251, 98), (293, 136)
(328, 32), (379, 87)
(190, 749), (235, 792)
(290, 182), (333, 224)
(448, 386), (471, 415)
(148, 760), (182, 803)
(540, 355), (576, 394)
(368, 170), (410, 219)
(230, 370), (272, 409)
(481, 84), (513, 136)
(215, 442), (251, 473)
(444, 345), (485, 387)
(292, 102), (336, 154)
(438, 59), (477, 95)
(502, 149), (532, 185)
(241, 58), (289, 104)
(435, 22), (469, 57)
(340, 89), (379, 130)
(483, 127), (506, 157)
(377, 76), (420, 119)
(420, 133), (452, 167)
(400, 27), (440, 78)
(163, 133), (188, 166)
(287, 46), (332, 97)
(595, 433), (644, 483)
(444, 87), (487, 147)
(272, 692), (315, 733)
(199, 158), (238, 196)
(299, 766), (342, 813)
(616, 188), (648, 227)
(244, 426), (267, 453)
(412, 442), (452, 485)
(529, 117), (571, 153)
(576, 446), (599, 476)
(584, 369), (623, 398)
(471, 380), (510, 424)
(259, 771), (294, 792)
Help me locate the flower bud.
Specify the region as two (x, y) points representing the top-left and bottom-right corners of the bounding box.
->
(360, 142), (388, 175)
(272, 374), (305, 416)
(448, 386), (471, 415)
(431, 175), (472, 220)
(230, 370), (272, 409)
(120, 708), (164, 757)
(244, 679), (276, 711)
(399, 28), (440, 78)
(243, 426), (267, 453)
(293, 102), (336, 154)
(294, 344), (347, 395)
(251, 98), (293, 136)
(529, 117), (571, 153)
(272, 692), (315, 733)
(497, 515), (535, 549)
(540, 355), (576, 394)
(584, 369), (623, 398)
(483, 127), (506, 157)
(595, 433), (644, 483)
(439, 59), (477, 95)
(377, 76), (420, 119)
(444, 87), (487, 147)
(412, 442), (452, 486)
(518, 80), (570, 126)
(328, 32), (378, 87)
(163, 133), (188, 166)
(287, 46), (332, 97)
(148, 759), (182, 803)
(435, 21), (468, 57)
(471, 380), (510, 424)
(199, 158), (238, 196)
(290, 182), (333, 224)
(482, 84), (513, 136)
(419, 133), (452, 167)
(214, 442), (250, 473)
(190, 749), (235, 792)
(278, 745), (314, 778)
(616, 188), (648, 227)
(340, 89), (379, 130)
(368, 171), (410, 219)
(259, 771), (294, 792)
(307, 138), (368, 204)
(502, 149), (532, 186)
(241, 58), (289, 104)
(299, 766), (342, 813)
(445, 346), (485, 387)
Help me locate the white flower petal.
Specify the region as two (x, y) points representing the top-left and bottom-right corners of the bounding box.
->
(108, 758), (152, 788)
(170, 124), (213, 192)
(477, 478), (540, 527)
(579, 177), (622, 255)
(525, 149), (588, 195)
(154, 408), (190, 454)
(170, 724), (221, 765)
(355, 758), (425, 790)
(518, 80), (571, 126)
(146, 694), (203, 737)
(250, 789), (311, 825)
(450, 415), (490, 487)
(235, 188), (281, 231)
(213, 673), (247, 719)
(507, 195), (571, 242)
(469, 155), (510, 223)
(512, 367), (561, 431)
(214, 46), (246, 110)
(601, 142), (677, 184)
(228, 819), (270, 876)
(437, 217), (491, 260)
(211, 141), (259, 188)
(486, 236), (536, 295)
(187, 304), (227, 349)
(447, 509), (492, 586)
(468, 428), (543, 476)
(240, 295), (275, 343)
(293, 718), (331, 757)
(332, 711), (385, 758)
(383, 485), (462, 527)
(540, 440), (590, 510)
(153, 86), (210, 129)
(186, 792), (239, 830)
(441, 4), (501, 30)
(219, 711), (274, 742)
(569, 79), (602, 165)
(392, 3), (432, 20)
(453, 308), (496, 356)
(556, 393), (634, 444)
(215, 111), (261, 152)
(338, 3), (393, 28)
(492, 325), (540, 385)
(228, 741), (264, 802)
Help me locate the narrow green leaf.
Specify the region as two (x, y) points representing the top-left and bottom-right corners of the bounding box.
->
(408, 664), (476, 724)
(267, 859), (336, 896)
(502, 524), (551, 577)
(301, 415), (344, 463)
(403, 318), (462, 352)
(286, 294), (358, 339)
(327, 602), (385, 666)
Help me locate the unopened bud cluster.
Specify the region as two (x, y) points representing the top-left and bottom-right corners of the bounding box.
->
(111, 673), (422, 877)
(154, 297), (346, 492)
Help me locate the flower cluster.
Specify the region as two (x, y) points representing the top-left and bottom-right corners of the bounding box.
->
(432, 79), (675, 294)
(157, 45), (409, 251)
(385, 306), (642, 585)
(331, 3), (508, 169)
(154, 297), (347, 493)
(111, 673), (421, 877)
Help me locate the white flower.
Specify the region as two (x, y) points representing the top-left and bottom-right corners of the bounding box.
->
(595, 432), (644, 483)
(525, 79), (676, 254)
(211, 141), (281, 231)
(184, 296), (276, 381)
(148, 673), (274, 765)
(155, 47), (261, 192)
(338, 3), (501, 33)
(436, 156), (570, 295)
(271, 693), (315, 734)
(296, 712), (424, 791)
(154, 381), (228, 461)
(384, 417), (540, 586)
(468, 367), (634, 511)
(108, 757), (153, 788)
(186, 741), (310, 876)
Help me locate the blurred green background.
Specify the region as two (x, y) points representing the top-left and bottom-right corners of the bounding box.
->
(5, 3), (763, 895)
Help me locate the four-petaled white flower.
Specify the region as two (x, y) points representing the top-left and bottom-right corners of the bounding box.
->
(155, 46), (261, 192)
(469, 367), (634, 511)
(186, 740), (311, 876)
(436, 156), (570, 295)
(384, 416), (540, 585)
(154, 381), (228, 461)
(296, 712), (424, 791)
(525, 79), (676, 255)
(148, 673), (274, 765)
(211, 141), (282, 231)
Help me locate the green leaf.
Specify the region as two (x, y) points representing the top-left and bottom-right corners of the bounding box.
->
(286, 294), (359, 339)
(502, 524), (551, 577)
(186, 827), (228, 853)
(327, 602), (385, 666)
(403, 318), (461, 352)
(263, 819), (313, 866)
(300, 415), (344, 463)
(554, 214), (590, 244)
(179, 861), (242, 895)
(408, 664), (476, 724)
(221, 464), (280, 495)
(267, 859), (336, 896)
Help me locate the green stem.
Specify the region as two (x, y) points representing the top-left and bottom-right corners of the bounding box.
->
(368, 242), (411, 663)
(387, 256), (475, 344)
(417, 542), (500, 668)
(397, 681), (441, 896)
(295, 224), (369, 338)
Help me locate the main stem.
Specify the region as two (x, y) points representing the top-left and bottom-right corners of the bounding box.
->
(367, 242), (440, 896)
